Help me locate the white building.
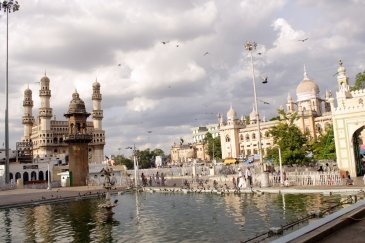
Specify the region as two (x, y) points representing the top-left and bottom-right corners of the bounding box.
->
(17, 75), (105, 164)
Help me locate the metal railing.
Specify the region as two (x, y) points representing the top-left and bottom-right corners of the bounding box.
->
(269, 171), (345, 187)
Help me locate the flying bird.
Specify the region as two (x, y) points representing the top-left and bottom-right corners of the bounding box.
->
(257, 52), (262, 55)
(117, 64), (121, 66)
(203, 52), (209, 56)
(261, 76), (268, 84)
(161, 41), (169, 45)
(298, 38), (309, 42)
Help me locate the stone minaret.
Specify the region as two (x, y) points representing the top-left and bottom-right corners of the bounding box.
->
(286, 93), (295, 113)
(22, 85), (34, 142)
(64, 90), (93, 186)
(38, 75), (53, 156)
(91, 80), (105, 163)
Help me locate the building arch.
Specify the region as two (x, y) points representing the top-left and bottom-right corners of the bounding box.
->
(332, 93), (365, 177)
(23, 172), (29, 183)
(45, 171), (51, 181)
(39, 171), (44, 181)
(31, 171), (37, 180)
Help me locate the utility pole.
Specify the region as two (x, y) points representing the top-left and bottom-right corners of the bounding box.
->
(1, 0), (20, 184)
(244, 41), (263, 165)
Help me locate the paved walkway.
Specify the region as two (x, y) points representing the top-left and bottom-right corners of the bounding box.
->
(0, 186), (125, 209)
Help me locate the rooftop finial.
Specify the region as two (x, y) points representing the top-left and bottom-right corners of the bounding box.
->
(304, 64), (309, 80)
(44, 69), (47, 76)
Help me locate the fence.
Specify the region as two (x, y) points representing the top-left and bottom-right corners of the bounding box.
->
(23, 181), (61, 189)
(269, 171), (345, 187)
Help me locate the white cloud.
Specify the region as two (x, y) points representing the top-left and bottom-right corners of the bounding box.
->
(127, 97), (159, 112)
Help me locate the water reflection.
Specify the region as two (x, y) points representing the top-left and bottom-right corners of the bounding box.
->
(0, 192), (347, 242)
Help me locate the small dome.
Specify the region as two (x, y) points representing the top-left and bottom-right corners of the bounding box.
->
(40, 75), (50, 84)
(67, 90), (87, 114)
(93, 79), (100, 88)
(24, 87), (32, 96)
(227, 105), (237, 120)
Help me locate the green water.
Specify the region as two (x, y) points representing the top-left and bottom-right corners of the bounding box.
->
(0, 192), (345, 242)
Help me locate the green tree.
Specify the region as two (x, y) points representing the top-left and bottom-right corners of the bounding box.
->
(265, 109), (309, 165)
(204, 132), (222, 160)
(114, 155), (134, 169)
(311, 125), (336, 160)
(135, 148), (165, 169)
(351, 71), (365, 91)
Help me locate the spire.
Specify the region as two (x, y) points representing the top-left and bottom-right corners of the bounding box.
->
(303, 64), (309, 80)
(287, 93), (293, 102)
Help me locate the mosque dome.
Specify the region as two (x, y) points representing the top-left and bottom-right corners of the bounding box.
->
(93, 79), (100, 88)
(227, 105), (237, 120)
(296, 66), (319, 101)
(67, 90), (87, 114)
(24, 87), (32, 96)
(40, 75), (50, 85)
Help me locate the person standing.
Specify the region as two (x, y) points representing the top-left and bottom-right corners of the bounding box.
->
(232, 176), (237, 189)
(156, 172), (160, 186)
(161, 172), (165, 186)
(237, 168), (246, 189)
(245, 167), (252, 188)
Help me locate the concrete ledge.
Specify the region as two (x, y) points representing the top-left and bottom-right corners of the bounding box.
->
(271, 199), (365, 243)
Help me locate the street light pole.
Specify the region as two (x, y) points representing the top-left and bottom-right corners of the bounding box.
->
(244, 41), (263, 165)
(1, 0), (20, 184)
(47, 159), (51, 190)
(278, 146), (283, 185)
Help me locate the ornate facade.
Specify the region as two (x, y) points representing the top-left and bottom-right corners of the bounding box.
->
(329, 61), (365, 177)
(18, 75), (105, 164)
(218, 66), (333, 160)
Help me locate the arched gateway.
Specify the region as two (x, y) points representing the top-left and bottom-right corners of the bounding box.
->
(329, 61), (365, 178)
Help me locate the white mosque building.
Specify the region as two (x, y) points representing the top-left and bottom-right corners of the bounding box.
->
(218, 65), (333, 160)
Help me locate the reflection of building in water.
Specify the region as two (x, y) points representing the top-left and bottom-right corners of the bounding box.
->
(22, 205), (55, 242)
(223, 194), (246, 226)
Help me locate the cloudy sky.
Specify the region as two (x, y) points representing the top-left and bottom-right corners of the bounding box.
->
(0, 0), (364, 156)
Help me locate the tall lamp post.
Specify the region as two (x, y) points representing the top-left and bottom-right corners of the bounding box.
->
(244, 41), (263, 165)
(278, 146), (283, 185)
(1, 0), (20, 184)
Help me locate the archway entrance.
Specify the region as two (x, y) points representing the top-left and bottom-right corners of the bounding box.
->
(330, 62), (365, 178)
(39, 171), (44, 181)
(23, 172), (29, 183)
(353, 126), (365, 176)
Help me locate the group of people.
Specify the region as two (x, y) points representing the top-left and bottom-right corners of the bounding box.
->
(141, 172), (166, 187)
(232, 167), (253, 189)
